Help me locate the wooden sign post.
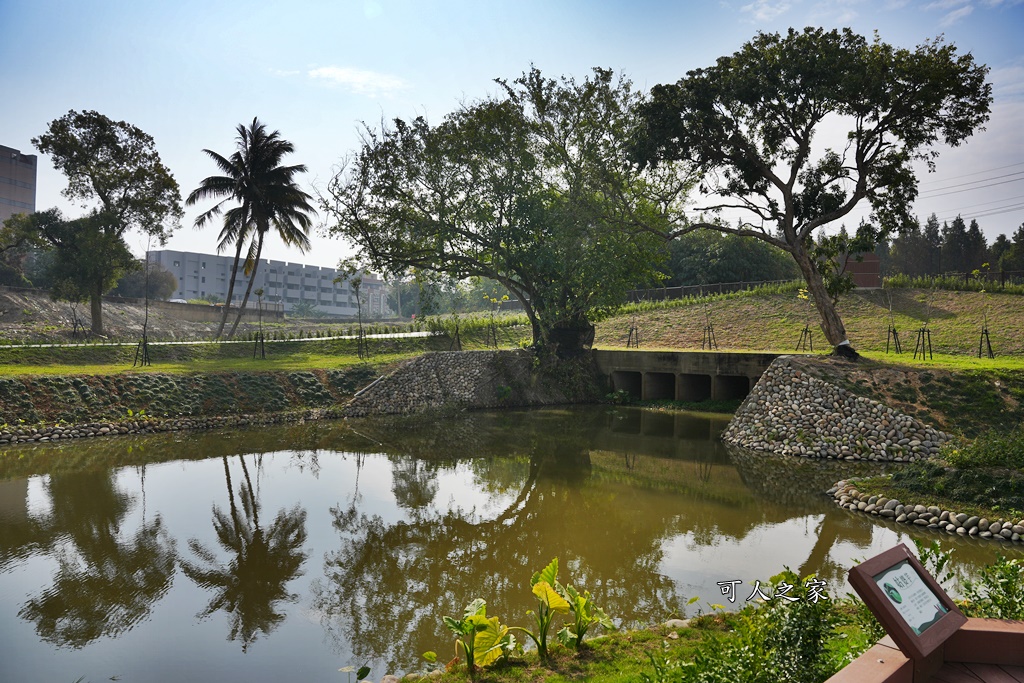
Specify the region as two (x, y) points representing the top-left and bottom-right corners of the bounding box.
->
(848, 544), (967, 681)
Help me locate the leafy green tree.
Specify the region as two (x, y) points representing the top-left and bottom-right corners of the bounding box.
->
(111, 260), (178, 300)
(923, 213), (943, 274)
(633, 28), (992, 356)
(32, 110), (182, 335)
(320, 68), (691, 357)
(966, 218), (988, 273)
(2, 209), (137, 314)
(888, 218), (932, 277)
(942, 215), (970, 273)
(664, 229), (798, 286)
(187, 118), (315, 339)
(996, 223), (1024, 272)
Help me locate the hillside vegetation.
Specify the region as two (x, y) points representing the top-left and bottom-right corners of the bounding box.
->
(595, 288), (1024, 357)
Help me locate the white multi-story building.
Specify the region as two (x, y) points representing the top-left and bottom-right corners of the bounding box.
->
(147, 250), (391, 318)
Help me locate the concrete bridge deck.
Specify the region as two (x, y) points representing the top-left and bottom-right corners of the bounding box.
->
(592, 349), (781, 402)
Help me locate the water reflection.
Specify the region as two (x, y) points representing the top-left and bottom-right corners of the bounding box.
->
(181, 455), (308, 652)
(312, 409), (719, 671)
(0, 407), (1020, 682)
(17, 471), (175, 648)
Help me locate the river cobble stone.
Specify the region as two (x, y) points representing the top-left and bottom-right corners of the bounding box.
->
(341, 350), (561, 417)
(722, 357), (948, 461)
(827, 478), (1024, 547)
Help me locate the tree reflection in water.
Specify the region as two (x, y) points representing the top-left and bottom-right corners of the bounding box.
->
(312, 411), (687, 673)
(18, 471), (176, 648)
(181, 455), (309, 652)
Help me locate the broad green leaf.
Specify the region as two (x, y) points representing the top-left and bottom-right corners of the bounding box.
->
(593, 605), (615, 630)
(356, 666), (371, 680)
(472, 616), (509, 668)
(466, 614), (492, 633)
(532, 558), (559, 587)
(533, 581), (570, 613)
(443, 616), (466, 635)
(422, 651), (437, 663)
(464, 598), (487, 619)
(556, 626), (577, 647)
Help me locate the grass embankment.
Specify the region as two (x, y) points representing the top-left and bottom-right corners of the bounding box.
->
(0, 330), (520, 377)
(856, 425), (1024, 521)
(595, 287), (1024, 357)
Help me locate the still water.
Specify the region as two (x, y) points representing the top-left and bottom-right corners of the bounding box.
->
(0, 406), (1019, 682)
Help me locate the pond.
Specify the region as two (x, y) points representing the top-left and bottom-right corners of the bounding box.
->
(0, 406), (1019, 682)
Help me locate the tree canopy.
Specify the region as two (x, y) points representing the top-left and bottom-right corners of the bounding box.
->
(31, 110), (182, 335)
(633, 27), (992, 355)
(320, 68), (692, 357)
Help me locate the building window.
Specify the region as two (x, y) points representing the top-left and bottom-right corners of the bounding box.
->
(174, 261), (180, 267)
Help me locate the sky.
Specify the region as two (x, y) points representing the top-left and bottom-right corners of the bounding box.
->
(3, 0), (1023, 269)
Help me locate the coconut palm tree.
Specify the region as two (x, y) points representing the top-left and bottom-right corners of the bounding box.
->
(186, 118), (315, 338)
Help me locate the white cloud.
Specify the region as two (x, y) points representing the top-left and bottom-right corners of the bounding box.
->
(740, 0), (792, 22)
(991, 61), (1024, 102)
(940, 4), (974, 24)
(809, 0), (864, 23)
(924, 0), (970, 9)
(307, 66), (408, 97)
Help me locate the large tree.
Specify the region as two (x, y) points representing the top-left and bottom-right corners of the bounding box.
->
(1, 209), (137, 317)
(632, 28), (991, 356)
(32, 110), (182, 335)
(186, 118), (315, 339)
(320, 68), (692, 357)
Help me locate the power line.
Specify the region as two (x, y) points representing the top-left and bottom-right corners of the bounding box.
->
(917, 161), (1024, 186)
(934, 203), (1024, 223)
(917, 172), (1024, 198)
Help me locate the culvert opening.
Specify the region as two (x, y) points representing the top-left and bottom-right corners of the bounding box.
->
(678, 373), (712, 402)
(714, 375), (750, 401)
(610, 371), (642, 400)
(643, 372), (676, 401)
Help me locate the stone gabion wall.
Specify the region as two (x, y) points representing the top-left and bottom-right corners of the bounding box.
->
(0, 408), (338, 446)
(722, 357), (948, 461)
(342, 350), (511, 417)
(830, 479), (1024, 544)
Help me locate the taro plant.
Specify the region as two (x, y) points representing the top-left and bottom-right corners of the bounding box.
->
(557, 583), (615, 649)
(511, 558), (570, 662)
(439, 598), (517, 680)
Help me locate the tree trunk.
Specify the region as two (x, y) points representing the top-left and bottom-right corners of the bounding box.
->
(218, 237), (246, 339)
(90, 283), (104, 337)
(227, 234), (264, 339)
(792, 245), (859, 358)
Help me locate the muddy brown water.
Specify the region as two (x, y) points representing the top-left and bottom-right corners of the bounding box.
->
(0, 406), (1018, 682)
